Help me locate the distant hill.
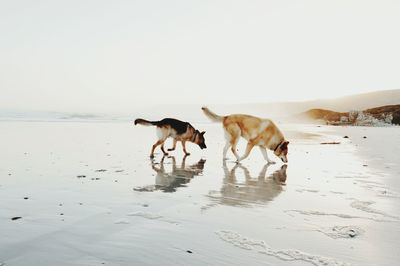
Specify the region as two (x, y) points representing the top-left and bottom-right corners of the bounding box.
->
(302, 104), (400, 125)
(303, 109), (349, 122)
(205, 89), (400, 121)
(365, 105), (400, 125)
(1, 89), (399, 122)
(297, 89), (400, 112)
(272, 89), (400, 119)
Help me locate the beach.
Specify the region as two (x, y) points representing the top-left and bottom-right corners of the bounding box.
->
(1, 121), (399, 266)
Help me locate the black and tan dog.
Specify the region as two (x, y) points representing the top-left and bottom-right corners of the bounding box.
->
(134, 118), (207, 158)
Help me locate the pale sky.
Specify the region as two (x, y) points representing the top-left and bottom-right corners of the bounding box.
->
(1, 0), (399, 112)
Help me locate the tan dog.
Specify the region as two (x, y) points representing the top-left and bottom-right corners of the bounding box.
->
(134, 118), (206, 158)
(202, 107), (289, 163)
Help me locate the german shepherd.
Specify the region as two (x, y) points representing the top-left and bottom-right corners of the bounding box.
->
(202, 107), (289, 163)
(134, 118), (207, 158)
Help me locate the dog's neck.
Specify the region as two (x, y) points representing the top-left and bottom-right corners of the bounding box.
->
(271, 139), (285, 152)
(273, 140), (283, 152)
(190, 129), (198, 142)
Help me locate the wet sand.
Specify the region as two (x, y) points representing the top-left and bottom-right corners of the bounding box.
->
(1, 121), (399, 266)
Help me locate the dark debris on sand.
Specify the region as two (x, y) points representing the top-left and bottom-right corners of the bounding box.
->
(348, 229), (357, 238)
(320, 141), (341, 145)
(95, 169), (107, 172)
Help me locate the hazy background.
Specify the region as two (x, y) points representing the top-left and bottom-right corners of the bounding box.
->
(1, 0), (400, 114)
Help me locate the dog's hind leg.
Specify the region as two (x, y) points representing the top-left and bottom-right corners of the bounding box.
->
(259, 146), (275, 164)
(230, 137), (240, 161)
(168, 139), (177, 151)
(222, 129), (231, 159)
(237, 142), (255, 162)
(151, 127), (169, 157)
(160, 142), (168, 156)
(223, 142), (231, 160)
(225, 125), (240, 160)
(150, 140), (164, 158)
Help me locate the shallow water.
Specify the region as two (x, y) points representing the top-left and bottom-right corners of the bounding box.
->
(0, 121), (399, 265)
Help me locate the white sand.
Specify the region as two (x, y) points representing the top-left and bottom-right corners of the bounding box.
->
(1, 121), (399, 265)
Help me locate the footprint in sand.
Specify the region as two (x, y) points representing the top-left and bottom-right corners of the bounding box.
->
(317, 225), (364, 239)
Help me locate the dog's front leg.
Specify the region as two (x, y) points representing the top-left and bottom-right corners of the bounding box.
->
(181, 141), (190, 156)
(259, 147), (275, 164)
(236, 142), (255, 163)
(168, 139), (177, 151)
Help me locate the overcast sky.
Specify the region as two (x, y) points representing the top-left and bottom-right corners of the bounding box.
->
(1, 0), (399, 112)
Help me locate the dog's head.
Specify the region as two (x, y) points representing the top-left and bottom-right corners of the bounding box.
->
(194, 130), (207, 149)
(274, 140), (289, 163)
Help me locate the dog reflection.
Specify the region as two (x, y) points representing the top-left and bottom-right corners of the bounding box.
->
(208, 162), (287, 207)
(150, 156), (206, 192)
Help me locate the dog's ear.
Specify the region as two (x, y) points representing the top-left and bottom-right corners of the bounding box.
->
(201, 131), (205, 135)
(281, 141), (289, 149)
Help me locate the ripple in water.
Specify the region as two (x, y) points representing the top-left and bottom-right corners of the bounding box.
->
(216, 230), (350, 266)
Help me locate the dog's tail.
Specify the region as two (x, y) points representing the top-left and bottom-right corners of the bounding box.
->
(134, 118), (158, 126)
(201, 107), (224, 122)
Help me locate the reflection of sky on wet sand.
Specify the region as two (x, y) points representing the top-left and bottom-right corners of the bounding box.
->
(206, 162), (287, 208)
(1, 122), (399, 266)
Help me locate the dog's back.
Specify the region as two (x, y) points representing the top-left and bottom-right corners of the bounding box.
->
(202, 107), (281, 141)
(135, 118), (192, 135)
(156, 118), (192, 135)
(225, 115), (282, 142)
